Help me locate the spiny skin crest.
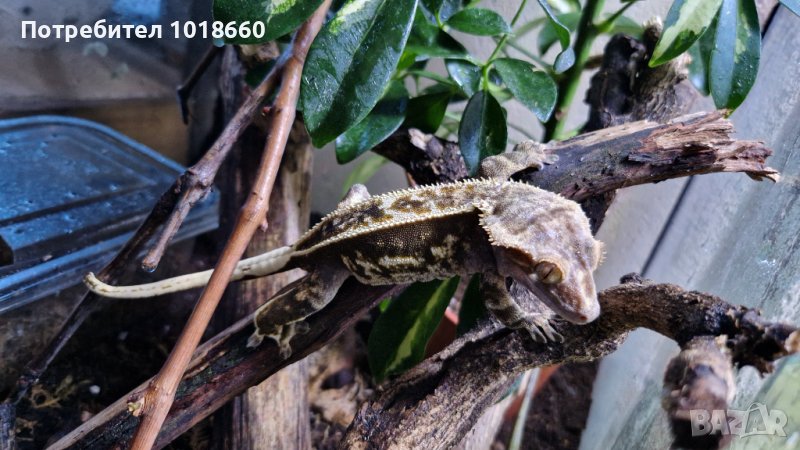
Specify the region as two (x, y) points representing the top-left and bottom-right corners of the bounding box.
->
(291, 179), (573, 256)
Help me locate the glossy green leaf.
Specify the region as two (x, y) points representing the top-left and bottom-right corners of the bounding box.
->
(340, 154), (388, 195)
(404, 91), (452, 133)
(553, 47), (576, 73)
(368, 278), (460, 381)
(446, 8), (511, 36)
(538, 12), (578, 54)
(650, 0), (724, 67)
(446, 59), (482, 96)
(782, 0), (800, 16)
(213, 0), (323, 44)
(438, 0), (462, 22)
(421, 0), (445, 18)
(335, 81), (409, 163)
(457, 275), (486, 336)
(300, 0), (418, 147)
(687, 16), (716, 96)
(537, 0), (571, 50)
(406, 9), (468, 59)
(458, 90), (507, 175)
(493, 58), (557, 122)
(709, 0), (760, 110)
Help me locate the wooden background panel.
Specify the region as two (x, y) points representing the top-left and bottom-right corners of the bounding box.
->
(581, 9), (800, 449)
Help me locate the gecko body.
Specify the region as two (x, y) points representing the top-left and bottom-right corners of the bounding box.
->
(86, 173), (603, 356)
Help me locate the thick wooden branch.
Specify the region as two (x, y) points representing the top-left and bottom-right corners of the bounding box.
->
(375, 112), (778, 204)
(340, 276), (800, 449)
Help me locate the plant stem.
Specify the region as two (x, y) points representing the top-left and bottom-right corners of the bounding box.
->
(487, 0), (529, 64)
(543, 0), (605, 141)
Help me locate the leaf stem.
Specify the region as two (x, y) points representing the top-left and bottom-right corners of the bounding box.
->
(543, 0), (605, 141)
(486, 0), (530, 63)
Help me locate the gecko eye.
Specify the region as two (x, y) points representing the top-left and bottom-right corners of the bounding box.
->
(535, 261), (564, 284)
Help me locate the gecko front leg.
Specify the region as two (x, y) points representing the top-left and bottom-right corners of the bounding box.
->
(338, 183), (371, 208)
(480, 272), (563, 342)
(247, 266), (350, 357)
(477, 141), (557, 180)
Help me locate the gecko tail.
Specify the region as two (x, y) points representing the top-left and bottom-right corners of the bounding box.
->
(84, 246), (295, 299)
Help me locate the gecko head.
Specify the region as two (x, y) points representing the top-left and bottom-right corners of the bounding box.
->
(494, 240), (602, 324)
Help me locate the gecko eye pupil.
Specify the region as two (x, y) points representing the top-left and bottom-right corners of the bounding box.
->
(535, 261), (563, 284)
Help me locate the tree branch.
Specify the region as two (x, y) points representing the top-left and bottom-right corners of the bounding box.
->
(340, 276), (799, 449)
(375, 111), (778, 227)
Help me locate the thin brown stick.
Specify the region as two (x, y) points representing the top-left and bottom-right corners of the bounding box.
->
(141, 50), (288, 272)
(127, 2), (331, 448)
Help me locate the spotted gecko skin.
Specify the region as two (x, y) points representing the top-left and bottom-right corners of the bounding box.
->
(85, 177), (603, 357)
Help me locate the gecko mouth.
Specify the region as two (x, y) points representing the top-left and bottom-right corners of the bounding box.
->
(514, 273), (599, 324)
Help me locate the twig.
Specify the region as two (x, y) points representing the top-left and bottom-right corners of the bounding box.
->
(127, 2), (331, 448)
(141, 49), (288, 272)
(177, 45), (224, 124)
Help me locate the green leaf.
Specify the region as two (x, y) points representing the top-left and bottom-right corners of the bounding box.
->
(213, 0), (324, 44)
(406, 9), (468, 59)
(553, 47), (576, 73)
(368, 278), (460, 381)
(687, 17), (716, 96)
(650, 0), (724, 67)
(537, 0), (571, 50)
(446, 59), (482, 96)
(538, 12), (579, 54)
(446, 8), (511, 36)
(438, 0), (462, 22)
(457, 275), (486, 336)
(458, 90), (507, 175)
(782, 0), (800, 16)
(335, 81), (409, 163)
(404, 91), (452, 133)
(709, 0), (760, 110)
(300, 0), (418, 147)
(493, 58), (557, 122)
(341, 154), (388, 195)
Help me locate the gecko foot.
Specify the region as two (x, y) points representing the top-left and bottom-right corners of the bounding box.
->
(524, 316), (564, 343)
(250, 321), (311, 359)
